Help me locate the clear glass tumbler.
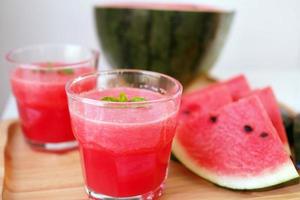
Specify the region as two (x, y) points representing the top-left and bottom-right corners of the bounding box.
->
(7, 44), (99, 151)
(66, 69), (182, 199)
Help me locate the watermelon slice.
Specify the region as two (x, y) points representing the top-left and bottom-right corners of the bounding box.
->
(244, 87), (291, 154)
(222, 74), (251, 100)
(173, 96), (298, 189)
(179, 85), (232, 121)
(185, 76), (290, 154)
(188, 74), (251, 101)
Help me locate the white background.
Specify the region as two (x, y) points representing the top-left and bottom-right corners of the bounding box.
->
(1, 0), (300, 117)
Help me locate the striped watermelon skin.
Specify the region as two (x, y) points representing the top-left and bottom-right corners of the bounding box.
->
(94, 4), (234, 86)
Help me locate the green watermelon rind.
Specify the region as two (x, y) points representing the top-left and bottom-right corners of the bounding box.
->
(94, 7), (234, 86)
(172, 137), (299, 190)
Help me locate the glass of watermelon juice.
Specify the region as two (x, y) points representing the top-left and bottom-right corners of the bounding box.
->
(7, 44), (99, 151)
(66, 70), (182, 200)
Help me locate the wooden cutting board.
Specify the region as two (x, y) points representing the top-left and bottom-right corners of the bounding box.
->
(1, 75), (300, 200)
(1, 120), (300, 200)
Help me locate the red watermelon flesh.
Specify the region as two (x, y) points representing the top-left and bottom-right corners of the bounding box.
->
(245, 87), (290, 154)
(179, 85), (232, 121)
(173, 96), (298, 189)
(187, 74), (251, 101)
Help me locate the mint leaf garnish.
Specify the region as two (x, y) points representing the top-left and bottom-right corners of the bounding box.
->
(58, 68), (74, 75)
(130, 97), (146, 102)
(45, 62), (54, 72)
(32, 62), (53, 73)
(101, 96), (119, 102)
(30, 62), (74, 75)
(119, 92), (128, 102)
(101, 92), (146, 102)
(32, 68), (51, 74)
(45, 62), (54, 68)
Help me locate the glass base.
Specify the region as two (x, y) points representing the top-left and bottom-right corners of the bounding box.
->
(85, 182), (164, 200)
(26, 138), (78, 152)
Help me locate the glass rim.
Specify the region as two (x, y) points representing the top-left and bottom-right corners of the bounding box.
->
(6, 44), (100, 70)
(66, 69), (183, 107)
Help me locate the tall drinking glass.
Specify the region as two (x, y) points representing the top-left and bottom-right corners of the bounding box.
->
(66, 69), (182, 199)
(7, 44), (99, 151)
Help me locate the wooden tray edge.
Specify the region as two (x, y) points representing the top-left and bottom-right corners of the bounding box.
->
(0, 119), (18, 197)
(0, 76), (297, 199)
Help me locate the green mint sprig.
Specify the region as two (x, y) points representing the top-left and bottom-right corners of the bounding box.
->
(31, 62), (74, 75)
(101, 92), (146, 102)
(57, 68), (74, 75)
(130, 97), (146, 102)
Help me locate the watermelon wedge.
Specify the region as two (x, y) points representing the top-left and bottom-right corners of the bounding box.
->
(188, 74), (251, 101)
(222, 74), (251, 100)
(173, 96), (298, 189)
(186, 75), (290, 154)
(244, 87), (291, 155)
(179, 85), (232, 121)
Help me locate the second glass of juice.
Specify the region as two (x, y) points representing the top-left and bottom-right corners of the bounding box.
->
(66, 69), (182, 199)
(8, 44), (99, 151)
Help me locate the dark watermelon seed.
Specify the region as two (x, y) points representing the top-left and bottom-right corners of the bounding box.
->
(183, 110), (190, 115)
(244, 125), (253, 133)
(210, 116), (218, 123)
(260, 132), (269, 138)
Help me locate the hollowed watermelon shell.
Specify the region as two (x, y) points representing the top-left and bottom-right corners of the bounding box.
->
(94, 3), (234, 86)
(173, 96), (298, 189)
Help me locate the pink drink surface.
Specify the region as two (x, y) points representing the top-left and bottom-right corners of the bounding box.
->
(11, 63), (94, 143)
(70, 87), (178, 197)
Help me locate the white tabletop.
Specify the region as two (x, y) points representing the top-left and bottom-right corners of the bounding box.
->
(2, 68), (300, 120)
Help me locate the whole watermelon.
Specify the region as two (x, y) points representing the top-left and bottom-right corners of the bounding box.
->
(94, 3), (234, 86)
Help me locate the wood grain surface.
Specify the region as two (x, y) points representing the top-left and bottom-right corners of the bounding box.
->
(1, 76), (299, 199)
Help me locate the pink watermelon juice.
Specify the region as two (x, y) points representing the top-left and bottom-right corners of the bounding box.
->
(70, 88), (178, 197)
(7, 45), (99, 151)
(67, 70), (182, 199)
(10, 63), (95, 145)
